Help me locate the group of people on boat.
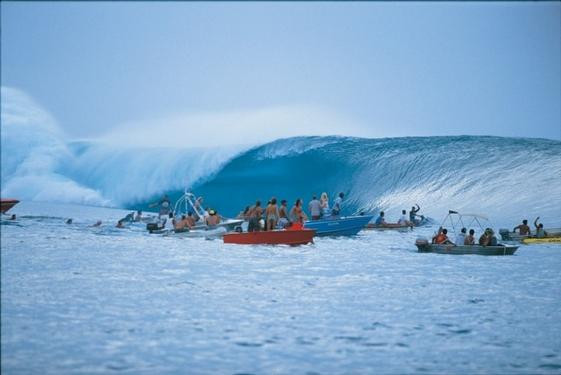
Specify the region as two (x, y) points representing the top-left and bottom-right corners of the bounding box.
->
(373, 204), (425, 227)
(237, 192), (346, 232)
(512, 217), (548, 238)
(432, 226), (499, 246)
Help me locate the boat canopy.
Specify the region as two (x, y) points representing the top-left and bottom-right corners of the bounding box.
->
(441, 210), (494, 235)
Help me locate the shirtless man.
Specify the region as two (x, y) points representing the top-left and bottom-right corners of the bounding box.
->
(513, 219), (531, 236)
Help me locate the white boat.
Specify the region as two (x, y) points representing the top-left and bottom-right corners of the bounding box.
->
(172, 191), (243, 232)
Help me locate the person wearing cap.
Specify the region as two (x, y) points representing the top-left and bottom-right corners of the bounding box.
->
(206, 209), (221, 226)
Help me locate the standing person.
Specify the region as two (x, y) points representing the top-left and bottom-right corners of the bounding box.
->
(247, 201), (262, 232)
(134, 210), (143, 222)
(150, 194), (172, 219)
(290, 199), (308, 228)
(320, 192), (330, 217)
(533, 217), (547, 238)
(409, 204), (424, 225)
(265, 198), (280, 231)
(308, 195), (322, 220)
(278, 200), (289, 229)
(464, 229), (476, 245)
(331, 192), (344, 216)
(455, 227), (467, 246)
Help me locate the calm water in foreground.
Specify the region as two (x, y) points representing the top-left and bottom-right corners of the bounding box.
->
(2, 202), (561, 374)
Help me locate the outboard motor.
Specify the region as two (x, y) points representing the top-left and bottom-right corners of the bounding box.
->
(499, 228), (511, 241)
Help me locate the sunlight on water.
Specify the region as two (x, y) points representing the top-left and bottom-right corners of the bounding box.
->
(2, 202), (561, 374)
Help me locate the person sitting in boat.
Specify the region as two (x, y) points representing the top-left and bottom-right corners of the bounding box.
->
(290, 199), (308, 227)
(512, 219), (531, 236)
(534, 217), (547, 238)
(434, 228), (452, 244)
(174, 215), (188, 231)
(455, 227), (467, 246)
(320, 192), (330, 218)
(247, 201), (262, 232)
(479, 229), (491, 246)
(431, 227), (442, 243)
(331, 192), (344, 216)
(185, 212), (196, 228)
(398, 210), (410, 225)
(488, 229), (498, 246)
(265, 198), (280, 231)
(375, 211), (386, 226)
(206, 209), (221, 226)
(464, 229), (476, 245)
(308, 195), (322, 221)
(134, 210), (143, 222)
(278, 200), (289, 229)
(409, 204), (424, 225)
(164, 212), (176, 231)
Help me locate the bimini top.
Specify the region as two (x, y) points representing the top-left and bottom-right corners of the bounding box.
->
(441, 210), (493, 234)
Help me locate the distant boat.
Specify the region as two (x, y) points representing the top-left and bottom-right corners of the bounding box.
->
(304, 215), (374, 236)
(223, 229), (315, 245)
(1, 199), (19, 214)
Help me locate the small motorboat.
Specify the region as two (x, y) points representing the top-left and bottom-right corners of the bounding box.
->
(304, 215), (373, 237)
(223, 229), (315, 245)
(500, 227), (561, 242)
(1, 199), (19, 214)
(415, 210), (518, 256)
(415, 239), (518, 255)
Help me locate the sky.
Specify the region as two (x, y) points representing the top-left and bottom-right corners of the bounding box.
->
(1, 2), (560, 145)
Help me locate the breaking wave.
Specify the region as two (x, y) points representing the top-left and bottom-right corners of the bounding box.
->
(2, 87), (561, 226)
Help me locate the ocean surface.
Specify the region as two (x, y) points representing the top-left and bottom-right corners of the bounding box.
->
(2, 201), (561, 374)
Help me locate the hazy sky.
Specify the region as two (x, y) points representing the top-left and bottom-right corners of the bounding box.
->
(2, 2), (560, 144)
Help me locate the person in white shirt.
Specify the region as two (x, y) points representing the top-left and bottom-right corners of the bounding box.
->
(331, 192), (344, 216)
(398, 210), (409, 225)
(455, 227), (467, 246)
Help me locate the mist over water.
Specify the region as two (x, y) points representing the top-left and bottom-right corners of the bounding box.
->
(2, 87), (561, 227)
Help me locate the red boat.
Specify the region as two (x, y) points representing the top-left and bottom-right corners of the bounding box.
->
(223, 229), (315, 246)
(1, 199), (19, 214)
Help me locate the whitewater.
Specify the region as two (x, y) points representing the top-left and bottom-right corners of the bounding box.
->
(2, 88), (561, 373)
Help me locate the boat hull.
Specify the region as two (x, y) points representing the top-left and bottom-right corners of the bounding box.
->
(1, 199), (19, 214)
(365, 223), (412, 231)
(305, 215), (373, 236)
(223, 229), (315, 245)
(416, 243), (518, 255)
(522, 237), (561, 244)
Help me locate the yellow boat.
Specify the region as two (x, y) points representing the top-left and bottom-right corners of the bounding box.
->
(522, 237), (561, 244)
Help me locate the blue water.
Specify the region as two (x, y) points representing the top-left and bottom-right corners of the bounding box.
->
(2, 202), (561, 374)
